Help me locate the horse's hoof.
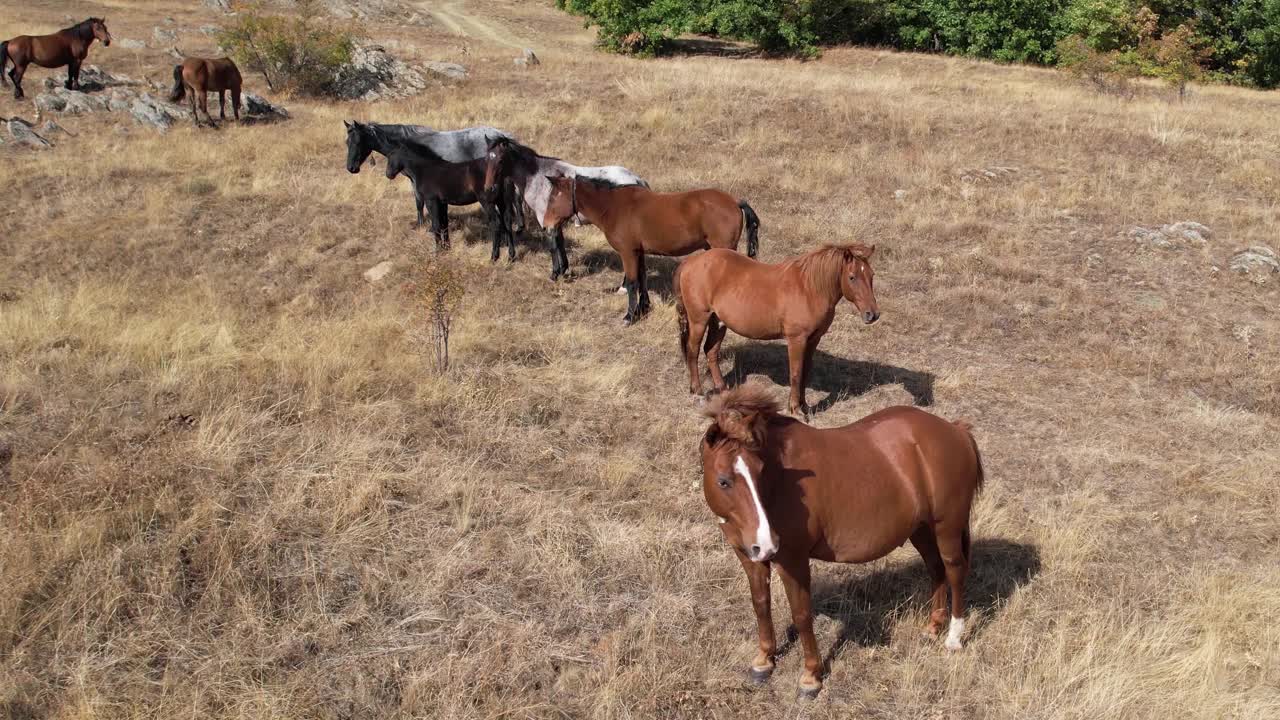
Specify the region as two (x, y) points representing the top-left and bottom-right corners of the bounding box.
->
(615, 285), (628, 295)
(797, 684), (822, 700)
(945, 637), (964, 651)
(747, 666), (773, 685)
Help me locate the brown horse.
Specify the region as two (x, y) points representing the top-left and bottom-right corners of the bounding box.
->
(1, 18), (111, 100)
(699, 384), (984, 698)
(675, 245), (880, 418)
(170, 57), (242, 126)
(544, 175), (760, 325)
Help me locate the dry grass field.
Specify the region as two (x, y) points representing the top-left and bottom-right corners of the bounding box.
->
(2, 1), (1279, 718)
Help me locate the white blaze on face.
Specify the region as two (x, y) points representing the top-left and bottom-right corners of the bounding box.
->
(945, 616), (965, 650)
(735, 455), (776, 560)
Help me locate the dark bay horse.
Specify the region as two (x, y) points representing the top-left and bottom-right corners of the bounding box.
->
(384, 143), (516, 257)
(482, 137), (648, 282)
(170, 57), (242, 126)
(544, 175), (760, 324)
(699, 384), (984, 697)
(675, 245), (879, 418)
(2, 17), (112, 99)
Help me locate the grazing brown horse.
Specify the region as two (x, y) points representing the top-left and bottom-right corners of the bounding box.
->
(170, 57), (242, 126)
(699, 384), (984, 698)
(2, 18), (111, 100)
(544, 175), (760, 325)
(675, 245), (879, 418)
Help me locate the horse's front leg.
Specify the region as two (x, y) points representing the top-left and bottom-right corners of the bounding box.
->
(218, 90), (226, 120)
(427, 196), (445, 250)
(487, 201), (501, 262)
(436, 199), (451, 249)
(776, 557), (823, 698)
(732, 545), (776, 683)
(785, 336), (811, 420)
(65, 59), (79, 90)
(620, 249), (640, 325)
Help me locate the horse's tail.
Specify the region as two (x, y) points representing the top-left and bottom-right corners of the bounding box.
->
(955, 420), (985, 494)
(168, 64), (185, 102)
(738, 200), (760, 258)
(1, 41), (10, 87)
(674, 260), (690, 359)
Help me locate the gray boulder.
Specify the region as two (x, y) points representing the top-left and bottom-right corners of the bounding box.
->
(334, 44), (430, 100)
(514, 48), (540, 67)
(6, 118), (52, 148)
(131, 93), (179, 130)
(153, 27), (178, 43)
(203, 0), (232, 10)
(116, 38), (146, 49)
(1228, 246), (1279, 279)
(424, 61), (467, 81)
(34, 88), (110, 114)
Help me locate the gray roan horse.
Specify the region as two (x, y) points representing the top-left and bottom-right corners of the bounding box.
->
(482, 137), (648, 281)
(345, 120), (519, 240)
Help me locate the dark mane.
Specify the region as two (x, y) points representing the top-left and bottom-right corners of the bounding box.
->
(783, 244), (873, 299)
(64, 17), (102, 38)
(576, 175), (630, 191)
(386, 137), (448, 165)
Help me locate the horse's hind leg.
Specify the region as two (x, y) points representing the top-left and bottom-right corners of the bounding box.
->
(218, 90), (226, 120)
(11, 62), (26, 99)
(684, 312), (709, 396)
(910, 526), (950, 639)
(936, 526), (970, 651)
(620, 249), (641, 325)
(636, 252), (652, 316)
(232, 89), (241, 122)
(704, 315), (730, 392)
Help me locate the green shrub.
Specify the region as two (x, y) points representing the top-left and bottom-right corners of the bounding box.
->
(217, 0), (358, 96)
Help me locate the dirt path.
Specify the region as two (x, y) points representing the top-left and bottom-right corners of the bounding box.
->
(418, 0), (526, 49)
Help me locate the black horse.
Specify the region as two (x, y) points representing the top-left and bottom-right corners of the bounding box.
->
(384, 143), (519, 258)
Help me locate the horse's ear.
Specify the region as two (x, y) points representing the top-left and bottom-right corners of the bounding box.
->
(703, 423), (722, 449)
(344, 120), (352, 129)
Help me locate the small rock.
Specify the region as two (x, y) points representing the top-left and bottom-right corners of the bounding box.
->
(117, 38), (146, 49)
(364, 261), (394, 283)
(7, 118), (52, 148)
(153, 27), (178, 43)
(203, 0), (232, 10)
(424, 61), (467, 81)
(40, 120), (68, 135)
(200, 25), (220, 36)
(893, 189), (907, 201)
(515, 48), (540, 67)
(1228, 246), (1279, 280)
(240, 93), (289, 124)
(1130, 221), (1212, 250)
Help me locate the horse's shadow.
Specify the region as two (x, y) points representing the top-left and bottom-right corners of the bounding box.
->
(725, 343), (934, 412)
(773, 540), (1041, 669)
(578, 249), (679, 298)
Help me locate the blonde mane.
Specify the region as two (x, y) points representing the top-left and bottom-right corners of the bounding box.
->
(784, 244), (874, 299)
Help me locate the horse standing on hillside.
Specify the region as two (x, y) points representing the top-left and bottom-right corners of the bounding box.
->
(1, 18), (112, 100)
(170, 57), (242, 126)
(481, 137), (648, 282)
(675, 245), (878, 419)
(543, 175), (760, 325)
(699, 384), (984, 698)
(384, 143), (517, 257)
(345, 120), (513, 171)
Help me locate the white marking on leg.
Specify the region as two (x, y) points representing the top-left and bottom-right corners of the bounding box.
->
(945, 616), (965, 650)
(735, 456), (776, 560)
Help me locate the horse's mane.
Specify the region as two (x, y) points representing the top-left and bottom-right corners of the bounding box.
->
(702, 384), (781, 420)
(784, 244), (873, 299)
(702, 384), (781, 448)
(65, 18), (102, 37)
(575, 175), (631, 191)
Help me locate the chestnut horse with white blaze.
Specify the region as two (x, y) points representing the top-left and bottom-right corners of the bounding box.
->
(699, 384), (984, 698)
(675, 244), (879, 418)
(544, 175), (760, 324)
(2, 18), (112, 100)
(170, 57), (242, 126)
